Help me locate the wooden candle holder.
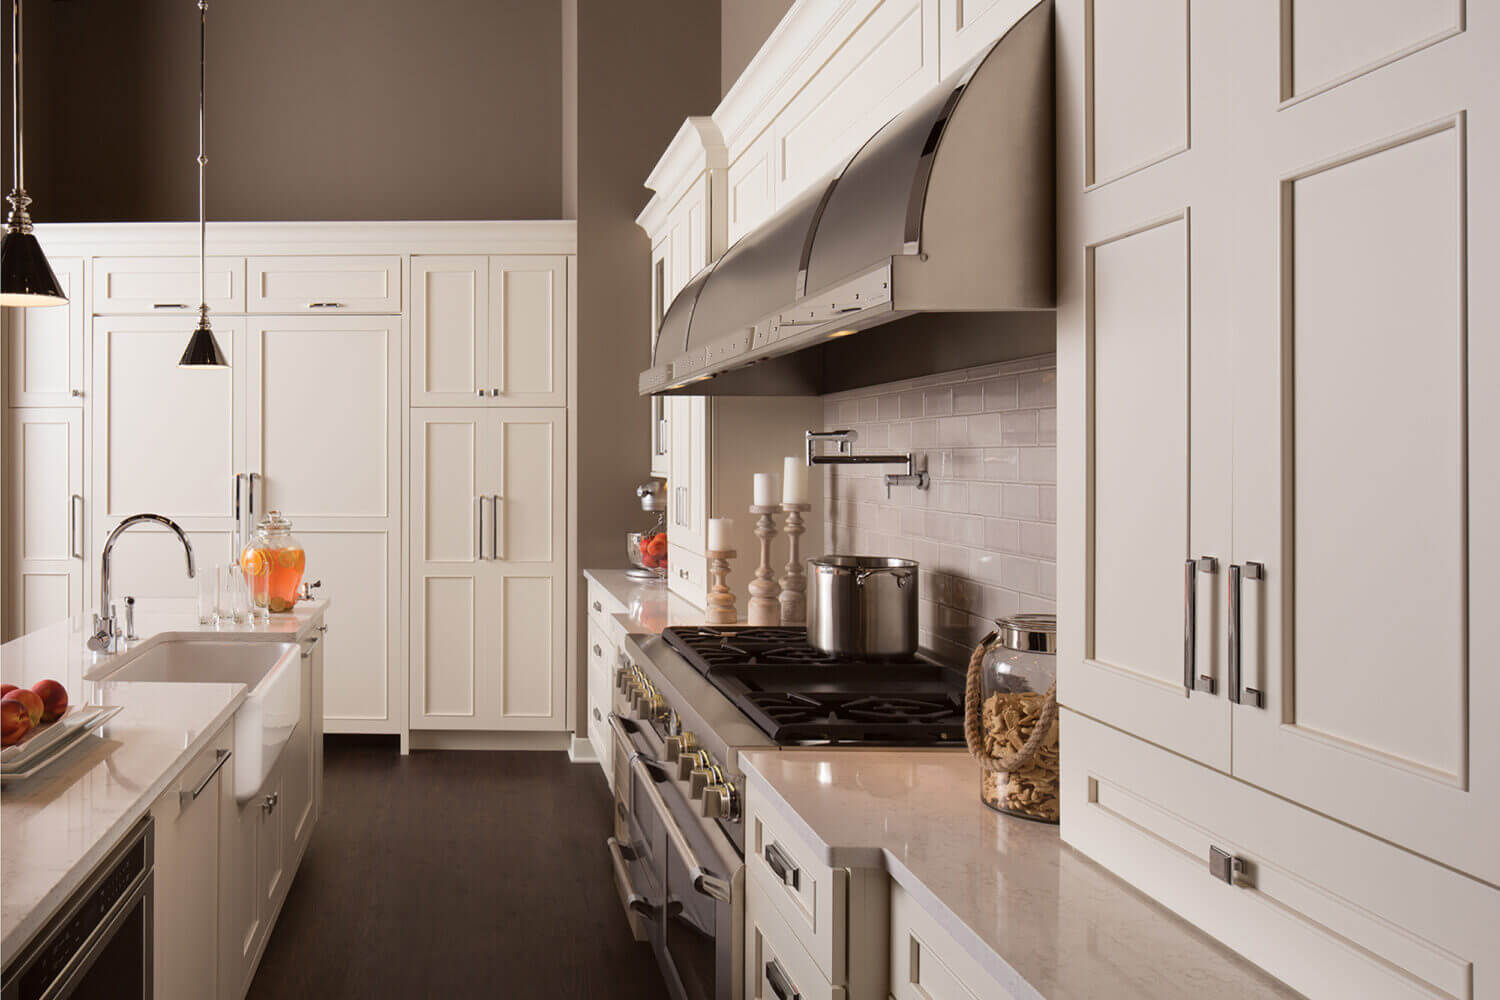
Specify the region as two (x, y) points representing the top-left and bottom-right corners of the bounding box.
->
(778, 502), (811, 625)
(748, 505), (781, 626)
(706, 549), (738, 625)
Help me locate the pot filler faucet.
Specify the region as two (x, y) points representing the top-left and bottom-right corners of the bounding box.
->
(88, 513), (197, 653)
(806, 430), (930, 499)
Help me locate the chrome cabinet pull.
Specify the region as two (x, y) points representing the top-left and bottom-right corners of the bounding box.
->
(262, 791), (278, 813)
(490, 495), (502, 561)
(247, 473), (259, 524)
(233, 472), (244, 550)
(181, 748), (232, 806)
(475, 496), (485, 560)
(476, 389), (485, 398)
(1185, 556), (1218, 695)
(69, 494), (84, 559)
(607, 837), (657, 917)
(152, 302), (189, 309)
(593, 644), (603, 658)
(593, 600), (602, 613)
(763, 841), (800, 889)
(1228, 562), (1265, 707)
(593, 707), (602, 723)
(306, 302), (344, 309)
(70, 388), (83, 398)
(765, 959), (800, 1000)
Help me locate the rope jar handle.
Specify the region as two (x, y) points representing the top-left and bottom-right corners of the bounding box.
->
(964, 630), (1058, 774)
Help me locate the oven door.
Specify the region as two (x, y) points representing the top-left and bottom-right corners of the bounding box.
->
(609, 714), (664, 944)
(627, 750), (744, 1000)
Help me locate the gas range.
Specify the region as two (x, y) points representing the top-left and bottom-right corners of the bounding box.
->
(660, 625), (967, 746)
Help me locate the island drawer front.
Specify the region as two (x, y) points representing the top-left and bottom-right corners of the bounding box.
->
(747, 795), (848, 985)
(247, 256), (401, 313)
(890, 882), (1016, 1000)
(1061, 709), (1500, 1000)
(747, 871), (846, 1000)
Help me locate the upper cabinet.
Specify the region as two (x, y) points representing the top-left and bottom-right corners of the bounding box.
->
(4, 257), (85, 406)
(411, 254), (568, 407)
(93, 256), (245, 314)
(246, 255), (401, 313)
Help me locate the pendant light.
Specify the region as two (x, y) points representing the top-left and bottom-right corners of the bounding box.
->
(1, 0), (67, 307)
(178, 0), (228, 368)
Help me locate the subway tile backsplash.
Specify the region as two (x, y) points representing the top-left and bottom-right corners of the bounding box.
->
(819, 355), (1056, 666)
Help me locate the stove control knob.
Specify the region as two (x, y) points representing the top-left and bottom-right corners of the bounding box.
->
(678, 749), (710, 782)
(663, 731), (697, 763)
(689, 767), (714, 799)
(646, 692), (668, 721)
(702, 780), (740, 821)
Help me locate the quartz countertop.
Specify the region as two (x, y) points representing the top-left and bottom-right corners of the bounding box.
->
(583, 568), (717, 634)
(1, 604), (328, 960)
(739, 749), (1298, 1000)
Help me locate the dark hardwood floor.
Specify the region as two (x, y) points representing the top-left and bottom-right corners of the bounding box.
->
(248, 739), (667, 999)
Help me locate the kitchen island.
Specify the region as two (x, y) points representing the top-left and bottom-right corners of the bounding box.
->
(1, 604), (327, 995)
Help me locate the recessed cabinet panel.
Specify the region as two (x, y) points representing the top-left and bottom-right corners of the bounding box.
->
(19, 420), (71, 560)
(490, 256), (566, 405)
(729, 134), (774, 245)
(94, 319), (243, 519)
(412, 256), (487, 404)
(249, 319), (394, 518)
(498, 416), (559, 564)
(422, 576), (477, 718)
(247, 255), (401, 313)
(5, 257), (83, 406)
(422, 420), (480, 563)
(93, 256), (244, 314)
(20, 576), (69, 637)
(1282, 0), (1463, 101)
(499, 575), (556, 720)
(939, 0), (1036, 75)
(300, 530), (392, 725)
(1086, 0), (1189, 185)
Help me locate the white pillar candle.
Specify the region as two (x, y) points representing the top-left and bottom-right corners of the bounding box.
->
(753, 473), (777, 507)
(782, 456), (808, 504)
(708, 517), (733, 552)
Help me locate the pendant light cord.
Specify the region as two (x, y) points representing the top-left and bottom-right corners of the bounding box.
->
(197, 0), (208, 320)
(7, 0), (25, 218)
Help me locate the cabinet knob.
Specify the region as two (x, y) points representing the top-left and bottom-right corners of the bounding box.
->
(593, 643), (602, 658)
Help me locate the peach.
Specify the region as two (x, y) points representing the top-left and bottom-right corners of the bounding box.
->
(1, 697), (30, 746)
(5, 689), (43, 727)
(0, 683), (16, 698)
(31, 679), (68, 723)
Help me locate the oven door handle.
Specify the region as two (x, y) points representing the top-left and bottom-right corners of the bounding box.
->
(607, 712), (671, 770)
(629, 754), (734, 904)
(607, 836), (658, 917)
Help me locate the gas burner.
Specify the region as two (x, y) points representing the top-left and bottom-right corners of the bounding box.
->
(838, 695), (958, 724)
(743, 692), (826, 724)
(757, 647), (840, 666)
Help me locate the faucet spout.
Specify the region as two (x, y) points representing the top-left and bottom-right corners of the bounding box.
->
(97, 513), (196, 630)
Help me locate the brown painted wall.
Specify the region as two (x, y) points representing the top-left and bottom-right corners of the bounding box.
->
(721, 0), (794, 96)
(3, 0), (562, 222)
(570, 0), (718, 727)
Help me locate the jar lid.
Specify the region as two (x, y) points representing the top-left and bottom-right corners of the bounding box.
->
(259, 509), (293, 531)
(993, 613), (1056, 653)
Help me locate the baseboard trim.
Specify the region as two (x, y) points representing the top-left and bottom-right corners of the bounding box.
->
(407, 730), (572, 752)
(567, 735), (599, 764)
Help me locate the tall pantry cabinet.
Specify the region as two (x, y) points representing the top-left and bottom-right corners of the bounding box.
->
(1056, 2), (1500, 996)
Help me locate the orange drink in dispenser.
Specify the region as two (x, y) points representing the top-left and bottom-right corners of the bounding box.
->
(241, 510), (306, 613)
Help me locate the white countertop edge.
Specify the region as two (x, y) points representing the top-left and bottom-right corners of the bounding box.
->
(738, 752), (1048, 1000)
(2, 687), (247, 959)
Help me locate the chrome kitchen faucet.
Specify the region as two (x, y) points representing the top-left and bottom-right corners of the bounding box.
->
(88, 513), (196, 652)
(806, 429), (930, 498)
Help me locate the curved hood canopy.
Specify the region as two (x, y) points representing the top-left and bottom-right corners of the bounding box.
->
(641, 0), (1054, 398)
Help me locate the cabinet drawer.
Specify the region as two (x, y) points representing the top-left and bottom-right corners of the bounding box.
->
(890, 882), (1015, 1000)
(666, 542), (707, 609)
(587, 578), (628, 630)
(1062, 709), (1500, 1000)
(247, 256), (401, 313)
(93, 256), (245, 313)
(747, 796), (847, 985)
(747, 875), (846, 1000)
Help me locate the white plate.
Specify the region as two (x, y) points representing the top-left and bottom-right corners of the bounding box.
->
(1, 705), (122, 773)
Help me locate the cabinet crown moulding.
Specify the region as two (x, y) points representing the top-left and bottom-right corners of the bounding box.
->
(636, 118), (727, 236)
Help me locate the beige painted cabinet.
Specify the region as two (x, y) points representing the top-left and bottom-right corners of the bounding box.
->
(151, 725), (232, 1000)
(2, 407), (84, 640)
(411, 254), (567, 407)
(3, 257), (84, 407)
(246, 255), (401, 314)
(410, 408), (567, 732)
(92, 256), (245, 314)
(1055, 0), (1500, 993)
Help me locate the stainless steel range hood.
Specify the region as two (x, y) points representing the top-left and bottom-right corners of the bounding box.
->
(641, 0), (1054, 398)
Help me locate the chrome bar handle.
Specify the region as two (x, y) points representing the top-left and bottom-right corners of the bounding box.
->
(1186, 556), (1218, 694)
(1228, 562), (1265, 708)
(233, 472), (244, 552)
(247, 473), (259, 525)
(763, 841), (800, 889)
(607, 837), (657, 917)
(475, 496), (485, 560)
(152, 302), (190, 309)
(628, 755), (733, 903)
(306, 302), (345, 309)
(765, 959), (801, 1000)
(490, 495), (502, 560)
(70, 494), (84, 559)
(181, 748), (232, 806)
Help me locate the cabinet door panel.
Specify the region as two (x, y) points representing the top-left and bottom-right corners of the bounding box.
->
(488, 256), (566, 405)
(494, 411), (565, 565)
(247, 255), (401, 313)
(92, 256), (244, 314)
(728, 133), (774, 245)
(5, 257), (84, 406)
(4, 408), (83, 638)
(494, 572), (564, 726)
(152, 733), (227, 1000)
(412, 256), (487, 405)
(299, 530), (393, 727)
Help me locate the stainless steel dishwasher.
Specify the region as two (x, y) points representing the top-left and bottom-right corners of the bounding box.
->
(2, 816), (153, 1000)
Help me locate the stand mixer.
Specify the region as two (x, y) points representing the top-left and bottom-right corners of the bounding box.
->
(626, 478), (668, 581)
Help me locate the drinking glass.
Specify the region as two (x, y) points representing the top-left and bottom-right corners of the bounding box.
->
(218, 565), (249, 625)
(197, 568), (218, 625)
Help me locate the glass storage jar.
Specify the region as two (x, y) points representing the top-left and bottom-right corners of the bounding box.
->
(241, 510), (306, 614)
(966, 613), (1059, 822)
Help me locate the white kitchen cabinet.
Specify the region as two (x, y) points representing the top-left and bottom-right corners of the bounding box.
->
(1055, 0), (1500, 990)
(649, 240), (672, 478)
(4, 256), (85, 406)
(246, 255), (401, 313)
(152, 725), (232, 1000)
(245, 315), (402, 735)
(889, 882), (1013, 1000)
(411, 254), (567, 407)
(2, 408), (84, 641)
(410, 408), (567, 732)
(92, 256), (244, 314)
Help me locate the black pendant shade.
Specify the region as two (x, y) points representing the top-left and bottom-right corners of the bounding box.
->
(178, 321), (229, 368)
(0, 227), (68, 307)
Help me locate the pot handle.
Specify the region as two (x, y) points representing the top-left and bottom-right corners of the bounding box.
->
(855, 567), (913, 588)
